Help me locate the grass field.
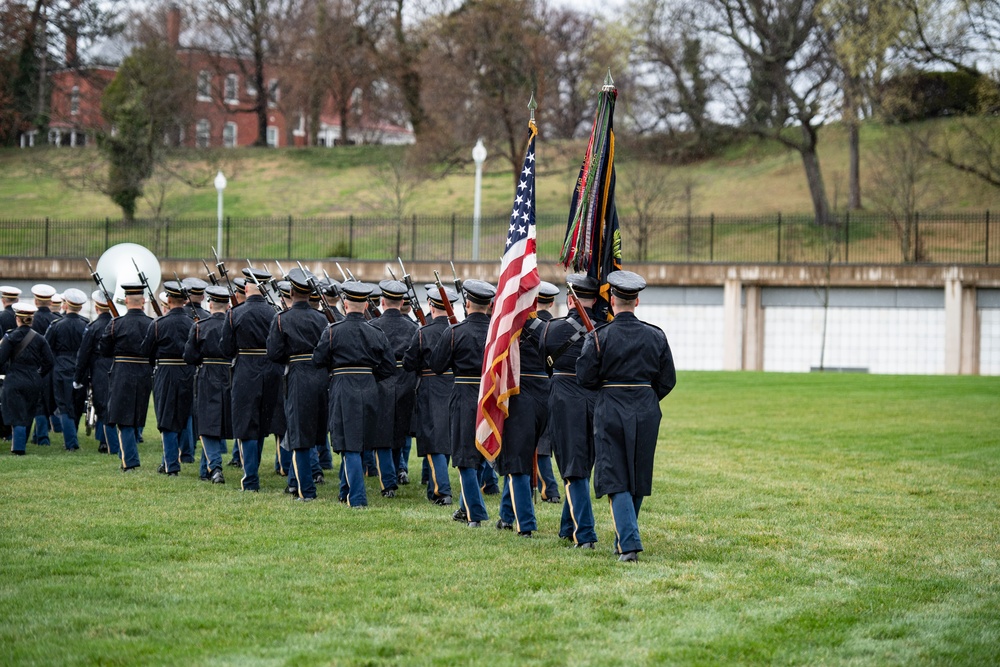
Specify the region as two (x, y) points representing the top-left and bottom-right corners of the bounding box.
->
(1, 371), (999, 666)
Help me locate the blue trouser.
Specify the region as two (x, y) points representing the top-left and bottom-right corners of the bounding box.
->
(60, 413), (79, 450)
(609, 492), (644, 554)
(478, 460), (499, 493)
(275, 438), (292, 475)
(200, 436), (226, 475)
(238, 438), (263, 491)
(458, 466), (489, 522)
(560, 477), (597, 545)
(340, 452), (367, 507)
(291, 448), (317, 499)
(374, 448), (397, 492)
(115, 425), (141, 470)
(161, 431), (182, 473)
(288, 446), (321, 490)
(32, 415), (50, 444)
(11, 425), (28, 453)
(425, 454), (452, 500)
(421, 456), (430, 485)
(317, 438), (333, 470)
(104, 423), (119, 455)
(499, 474), (537, 533)
(50, 413), (62, 433)
(362, 449), (377, 476)
(397, 436), (412, 473)
(95, 417), (106, 444)
(536, 455), (560, 500)
(179, 417), (194, 461)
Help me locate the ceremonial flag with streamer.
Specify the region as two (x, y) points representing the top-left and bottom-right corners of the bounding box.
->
(475, 121), (541, 462)
(559, 74), (622, 320)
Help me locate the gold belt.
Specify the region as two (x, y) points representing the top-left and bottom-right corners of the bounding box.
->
(333, 366), (371, 376)
(114, 356), (147, 364)
(238, 348), (267, 356)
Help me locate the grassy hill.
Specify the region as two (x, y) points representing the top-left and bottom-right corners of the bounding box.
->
(1, 120), (998, 222)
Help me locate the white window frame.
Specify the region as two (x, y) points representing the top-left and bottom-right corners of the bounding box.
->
(70, 86), (80, 115)
(195, 119), (210, 148)
(224, 74), (239, 104)
(267, 79), (279, 108)
(266, 125), (279, 147)
(197, 70), (212, 102)
(223, 122), (238, 148)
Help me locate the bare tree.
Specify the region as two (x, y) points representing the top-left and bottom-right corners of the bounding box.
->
(620, 159), (691, 261)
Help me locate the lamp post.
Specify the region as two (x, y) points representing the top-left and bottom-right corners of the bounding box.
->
(214, 171), (227, 256)
(471, 138), (486, 261)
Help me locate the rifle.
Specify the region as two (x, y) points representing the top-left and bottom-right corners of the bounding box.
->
(396, 258), (426, 326)
(246, 260), (281, 313)
(449, 261), (467, 318)
(132, 257), (163, 317)
(212, 246), (239, 307)
(433, 270), (459, 325)
(174, 271), (199, 321)
(84, 257), (119, 317)
(263, 263), (288, 310)
(568, 284), (599, 354)
(320, 268), (345, 316)
(201, 259), (220, 286)
(298, 261), (338, 324)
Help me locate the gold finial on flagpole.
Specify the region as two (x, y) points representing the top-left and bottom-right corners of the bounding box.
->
(527, 92), (537, 124)
(603, 69), (614, 91)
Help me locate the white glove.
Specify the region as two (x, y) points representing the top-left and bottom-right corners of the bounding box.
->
(73, 382), (84, 390)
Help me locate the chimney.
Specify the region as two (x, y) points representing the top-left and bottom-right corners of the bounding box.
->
(65, 31), (78, 68)
(166, 4), (181, 48)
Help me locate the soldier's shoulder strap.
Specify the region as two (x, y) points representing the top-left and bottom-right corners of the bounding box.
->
(13, 329), (38, 361)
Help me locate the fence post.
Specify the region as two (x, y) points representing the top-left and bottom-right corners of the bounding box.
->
(844, 211), (850, 264)
(709, 213), (714, 262)
(104, 217), (110, 250)
(287, 216), (293, 259)
(225, 215), (231, 257)
(411, 214), (417, 261)
(348, 215), (354, 258)
(164, 218), (170, 257)
(776, 212), (782, 263)
(451, 213), (457, 260)
(44, 217), (50, 257)
(396, 217), (402, 259)
(986, 210), (990, 264)
(914, 211), (920, 262)
(686, 213), (692, 261)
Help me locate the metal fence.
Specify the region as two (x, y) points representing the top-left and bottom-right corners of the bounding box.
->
(0, 211), (995, 265)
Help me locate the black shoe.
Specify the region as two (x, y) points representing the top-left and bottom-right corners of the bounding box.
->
(180, 456), (195, 464)
(313, 472), (325, 485)
(98, 444), (109, 453)
(452, 507), (468, 522)
(157, 463), (167, 475)
(199, 474), (210, 482)
(166, 471), (179, 477)
(432, 495), (452, 506)
(482, 485), (500, 496)
(518, 531), (533, 538)
(284, 485), (297, 495)
(10, 451), (25, 456)
(542, 496), (561, 504)
(467, 521), (481, 528)
(381, 489), (396, 498)
(575, 542), (596, 550)
(397, 470), (409, 485)
(210, 470), (225, 485)
(227, 458), (241, 468)
(121, 467), (139, 474)
(293, 496), (315, 503)
(618, 551), (638, 562)
(339, 497), (348, 504)
(496, 519), (513, 531)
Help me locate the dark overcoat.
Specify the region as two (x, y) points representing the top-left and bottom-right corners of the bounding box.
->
(0, 305), (16, 334)
(540, 308), (598, 480)
(267, 301), (329, 451)
(75, 311), (113, 420)
(402, 315), (454, 457)
(99, 308), (153, 427)
(142, 307), (195, 433)
(368, 308), (418, 447)
(45, 312), (87, 417)
(576, 311), (676, 498)
(429, 311), (490, 469)
(496, 316), (550, 476)
(183, 312), (232, 439)
(219, 295), (280, 441)
(0, 325), (54, 425)
(312, 312), (394, 453)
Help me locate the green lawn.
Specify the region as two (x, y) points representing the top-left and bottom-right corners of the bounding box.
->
(1, 371), (998, 666)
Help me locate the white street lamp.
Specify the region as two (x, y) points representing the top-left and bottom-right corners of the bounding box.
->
(471, 138), (487, 261)
(214, 170), (227, 255)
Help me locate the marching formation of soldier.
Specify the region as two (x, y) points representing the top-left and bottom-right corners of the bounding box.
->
(1, 265), (674, 562)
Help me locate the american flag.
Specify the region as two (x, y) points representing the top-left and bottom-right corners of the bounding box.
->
(475, 123), (541, 461)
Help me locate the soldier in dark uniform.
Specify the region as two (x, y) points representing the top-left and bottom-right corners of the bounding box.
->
(1, 304), (54, 454)
(45, 288), (88, 450)
(226, 277), (247, 469)
(430, 279), (496, 527)
(267, 269), (329, 502)
(541, 273), (601, 548)
(75, 291), (114, 453)
(29, 284), (59, 446)
(532, 281), (560, 503)
(577, 270), (676, 562)
(495, 284), (555, 537)
(141, 281), (195, 476)
(184, 285), (234, 484)
(271, 279), (293, 479)
(0, 286), (22, 441)
(219, 268), (281, 491)
(312, 281), (395, 508)
(402, 285), (458, 504)
(99, 283), (154, 472)
(180, 277), (210, 463)
(367, 279), (418, 496)
(182, 278), (211, 320)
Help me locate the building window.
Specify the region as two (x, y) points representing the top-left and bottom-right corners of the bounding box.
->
(197, 70), (212, 101)
(224, 74), (239, 104)
(267, 79), (279, 108)
(223, 122), (237, 148)
(196, 119), (210, 148)
(246, 79), (257, 97)
(266, 125), (279, 147)
(70, 86), (80, 115)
